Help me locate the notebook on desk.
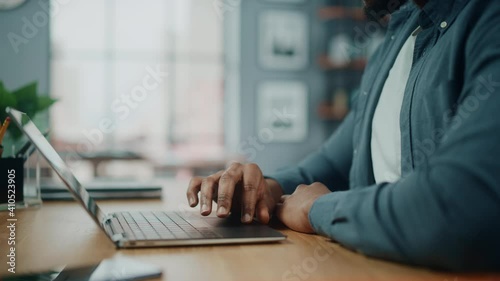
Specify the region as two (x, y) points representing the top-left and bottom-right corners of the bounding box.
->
(41, 179), (162, 200)
(7, 107), (286, 248)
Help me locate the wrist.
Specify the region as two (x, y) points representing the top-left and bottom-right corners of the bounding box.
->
(310, 191), (328, 208)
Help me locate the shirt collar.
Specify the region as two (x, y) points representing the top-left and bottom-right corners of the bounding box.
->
(419, 0), (469, 31)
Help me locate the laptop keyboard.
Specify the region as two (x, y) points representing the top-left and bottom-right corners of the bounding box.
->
(111, 211), (221, 240)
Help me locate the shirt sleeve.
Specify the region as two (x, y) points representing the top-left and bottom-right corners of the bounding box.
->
(309, 6), (500, 271)
(266, 111), (355, 195)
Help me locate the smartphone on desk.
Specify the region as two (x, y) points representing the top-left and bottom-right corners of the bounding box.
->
(2, 256), (162, 281)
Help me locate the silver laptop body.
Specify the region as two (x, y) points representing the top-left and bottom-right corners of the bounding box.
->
(7, 107), (286, 248)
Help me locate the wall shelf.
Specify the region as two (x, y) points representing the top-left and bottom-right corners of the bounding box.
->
(317, 55), (367, 71)
(317, 101), (349, 121)
(318, 6), (366, 21)
(316, 2), (368, 127)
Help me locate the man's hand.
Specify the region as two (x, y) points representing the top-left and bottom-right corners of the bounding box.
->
(186, 163), (283, 224)
(276, 182), (331, 233)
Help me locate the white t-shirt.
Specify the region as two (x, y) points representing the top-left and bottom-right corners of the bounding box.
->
(371, 27), (421, 184)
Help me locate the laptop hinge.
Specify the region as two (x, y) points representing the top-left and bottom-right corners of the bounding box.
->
(102, 214), (126, 242)
(103, 214), (115, 223)
(111, 233), (124, 242)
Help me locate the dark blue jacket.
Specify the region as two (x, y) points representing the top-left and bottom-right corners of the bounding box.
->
(268, 0), (500, 271)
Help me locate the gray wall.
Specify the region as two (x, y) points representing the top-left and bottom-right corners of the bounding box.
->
(0, 0), (50, 93)
(0, 0), (50, 150)
(225, 0), (328, 174)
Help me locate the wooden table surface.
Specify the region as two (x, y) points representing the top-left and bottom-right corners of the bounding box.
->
(0, 179), (497, 281)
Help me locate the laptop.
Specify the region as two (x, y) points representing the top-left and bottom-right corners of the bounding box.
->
(7, 107), (286, 248)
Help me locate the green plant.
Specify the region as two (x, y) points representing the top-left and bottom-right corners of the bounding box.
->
(0, 81), (57, 140)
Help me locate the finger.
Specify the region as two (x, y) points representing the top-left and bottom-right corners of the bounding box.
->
(217, 163), (244, 217)
(296, 184), (308, 190)
(275, 203), (285, 222)
(255, 199), (270, 224)
(186, 177), (203, 207)
(255, 179), (270, 223)
(280, 195), (290, 203)
(240, 163), (261, 223)
(212, 188), (218, 202)
(200, 171), (223, 216)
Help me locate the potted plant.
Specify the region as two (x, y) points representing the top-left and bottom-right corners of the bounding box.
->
(0, 81), (57, 156)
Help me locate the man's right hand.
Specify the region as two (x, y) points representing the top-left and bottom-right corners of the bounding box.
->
(186, 163), (283, 224)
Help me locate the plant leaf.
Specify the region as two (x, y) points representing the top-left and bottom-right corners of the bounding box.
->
(12, 81), (37, 100)
(38, 96), (58, 112)
(7, 126), (23, 140)
(0, 84), (18, 123)
(12, 81), (38, 117)
(0, 90), (17, 108)
(1, 81), (58, 142)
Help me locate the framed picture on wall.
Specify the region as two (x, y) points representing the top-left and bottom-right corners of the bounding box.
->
(259, 10), (309, 71)
(257, 81), (308, 143)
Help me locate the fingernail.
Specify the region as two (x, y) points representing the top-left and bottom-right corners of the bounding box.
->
(217, 206), (227, 216)
(201, 204), (209, 213)
(243, 214), (252, 222)
(189, 197), (195, 206)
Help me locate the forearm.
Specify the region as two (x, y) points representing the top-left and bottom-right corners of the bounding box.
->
(266, 112), (355, 194)
(308, 163), (500, 271)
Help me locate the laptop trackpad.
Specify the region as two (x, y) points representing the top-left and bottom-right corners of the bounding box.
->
(197, 217), (282, 238)
(186, 216), (282, 238)
(184, 215), (245, 227)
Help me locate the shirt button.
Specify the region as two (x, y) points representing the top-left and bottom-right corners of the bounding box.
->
(440, 21), (448, 29)
(363, 91), (368, 96)
(354, 149), (358, 154)
(391, 35), (395, 40)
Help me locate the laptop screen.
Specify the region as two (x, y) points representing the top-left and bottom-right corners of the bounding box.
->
(7, 107), (107, 226)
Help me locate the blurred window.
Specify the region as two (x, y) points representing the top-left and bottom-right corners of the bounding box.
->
(50, 0), (223, 151)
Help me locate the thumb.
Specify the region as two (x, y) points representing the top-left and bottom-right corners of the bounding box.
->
(256, 199), (270, 224)
(280, 195), (290, 203)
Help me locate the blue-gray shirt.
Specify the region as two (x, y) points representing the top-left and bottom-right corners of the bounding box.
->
(268, 0), (500, 271)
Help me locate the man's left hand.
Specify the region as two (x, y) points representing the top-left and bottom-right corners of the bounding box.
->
(276, 182), (331, 233)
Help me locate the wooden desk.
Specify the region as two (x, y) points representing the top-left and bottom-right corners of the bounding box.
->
(0, 179), (496, 281)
